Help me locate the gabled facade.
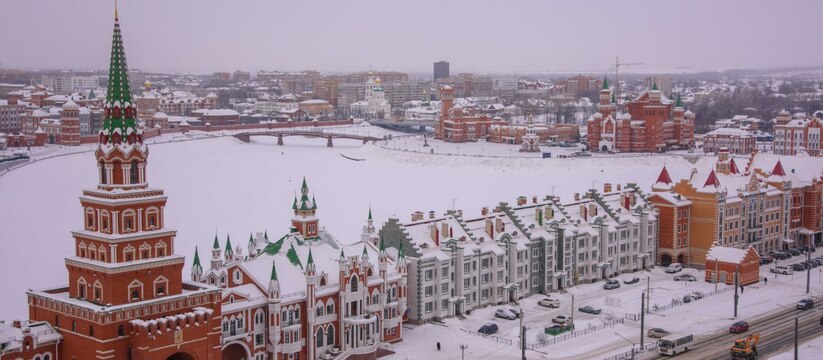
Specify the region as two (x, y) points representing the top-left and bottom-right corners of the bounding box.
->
(194, 179), (407, 360)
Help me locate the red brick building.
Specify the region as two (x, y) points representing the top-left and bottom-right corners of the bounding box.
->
(648, 166), (693, 266)
(587, 79), (694, 152)
(703, 128), (756, 154)
(772, 115), (823, 156)
(59, 100), (81, 146)
(0, 320), (62, 360)
(704, 244), (760, 286)
(24, 9), (223, 360)
(435, 85), (492, 142)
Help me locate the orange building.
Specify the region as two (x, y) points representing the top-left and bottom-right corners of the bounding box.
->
(704, 244), (760, 286)
(435, 85), (492, 142)
(25, 8), (222, 360)
(648, 166), (693, 266)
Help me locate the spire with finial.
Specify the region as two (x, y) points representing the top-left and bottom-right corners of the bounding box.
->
(100, 0), (139, 145)
(675, 94), (683, 108)
(601, 76), (609, 90)
(224, 234), (234, 260)
(306, 247), (316, 276)
(191, 246), (203, 282)
(652, 81), (658, 91)
(268, 260), (280, 298)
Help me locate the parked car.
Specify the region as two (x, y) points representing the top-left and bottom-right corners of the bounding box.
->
(545, 323), (572, 336)
(798, 298), (815, 310)
(788, 248), (802, 256)
(478, 323), (499, 335)
(772, 265), (793, 275)
(820, 316), (823, 326)
(495, 308), (517, 320)
(508, 308), (522, 318)
(792, 263), (806, 272)
(665, 263), (683, 273)
(538, 297), (560, 308)
(604, 280), (621, 290)
(552, 315), (571, 324)
(647, 328), (670, 338)
(771, 252), (788, 260)
(691, 291), (704, 300)
(730, 320), (750, 333)
(578, 306), (602, 315)
(674, 274), (697, 282)
(623, 277), (641, 285)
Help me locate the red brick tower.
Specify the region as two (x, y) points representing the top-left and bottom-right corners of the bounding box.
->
(27, 5), (222, 360)
(436, 85), (454, 139)
(60, 100), (81, 146)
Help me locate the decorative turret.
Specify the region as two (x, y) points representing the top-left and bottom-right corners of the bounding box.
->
(362, 207), (379, 245)
(598, 76), (615, 117)
(224, 234), (234, 262)
(292, 177), (320, 239)
(652, 166), (674, 192)
(305, 248), (316, 276)
(268, 261), (280, 298)
(361, 245), (370, 265)
(378, 236), (388, 274)
(339, 249), (348, 273)
(191, 246), (203, 282)
(211, 235), (222, 271)
(395, 242), (407, 274)
(248, 233), (256, 255)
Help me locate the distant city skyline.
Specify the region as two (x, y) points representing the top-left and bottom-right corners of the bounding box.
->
(1, 0), (822, 75)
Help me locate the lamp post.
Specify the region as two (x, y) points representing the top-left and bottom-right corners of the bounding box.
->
(614, 332), (636, 360)
(776, 303), (799, 360)
(459, 344), (468, 360)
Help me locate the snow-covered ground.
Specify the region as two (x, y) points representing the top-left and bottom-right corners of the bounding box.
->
(768, 334), (823, 359)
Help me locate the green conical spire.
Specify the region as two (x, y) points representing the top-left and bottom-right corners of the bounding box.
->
(398, 242), (405, 259)
(611, 93), (616, 104)
(292, 196), (297, 210)
(307, 248), (315, 265)
(249, 233), (254, 244)
(270, 261), (278, 281)
(301, 177), (309, 194)
(368, 207), (373, 220)
(101, 4), (138, 143)
(264, 230), (269, 241)
(225, 234), (233, 254)
(311, 195), (317, 210)
(362, 245), (368, 257)
(340, 249), (345, 260)
(652, 81), (658, 91)
(379, 236), (385, 252)
(675, 94), (683, 108)
(193, 246), (201, 267)
(601, 76), (609, 90)
(212, 235), (219, 249)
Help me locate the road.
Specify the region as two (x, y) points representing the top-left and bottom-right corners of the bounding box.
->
(0, 158), (28, 171)
(639, 301), (823, 359)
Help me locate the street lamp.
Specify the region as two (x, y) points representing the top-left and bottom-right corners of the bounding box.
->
(614, 332), (636, 360)
(776, 303), (799, 360)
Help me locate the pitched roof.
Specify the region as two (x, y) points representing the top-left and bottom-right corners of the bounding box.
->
(656, 166), (673, 185)
(704, 169), (720, 188)
(729, 158), (740, 174)
(772, 160), (786, 177)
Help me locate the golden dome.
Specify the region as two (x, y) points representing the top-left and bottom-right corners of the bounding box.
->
(374, 77), (382, 85)
(144, 80), (152, 88)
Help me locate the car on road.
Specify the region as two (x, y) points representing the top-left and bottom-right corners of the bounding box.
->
(603, 280), (621, 290)
(797, 298), (815, 310)
(538, 297), (560, 308)
(770, 252), (788, 260)
(478, 323), (499, 335)
(792, 263), (806, 272)
(665, 263), (683, 273)
(674, 274), (697, 282)
(788, 248), (802, 256)
(578, 306), (602, 315)
(495, 308), (517, 320)
(508, 307), (522, 318)
(647, 328), (671, 338)
(552, 315), (570, 324)
(623, 277), (640, 285)
(771, 265), (793, 275)
(729, 320), (750, 333)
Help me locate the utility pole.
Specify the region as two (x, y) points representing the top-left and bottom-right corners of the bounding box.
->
(612, 56), (644, 106)
(646, 276), (650, 314)
(570, 294), (575, 329)
(806, 243), (812, 294)
(520, 308), (526, 360)
(794, 316), (799, 360)
(460, 344), (468, 360)
(640, 291), (645, 348)
(733, 267), (739, 318)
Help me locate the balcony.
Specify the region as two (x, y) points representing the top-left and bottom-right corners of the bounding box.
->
(316, 313), (336, 324)
(222, 330), (249, 343)
(383, 316), (400, 329)
(281, 339), (304, 354)
(365, 302), (380, 313)
(343, 314), (378, 326)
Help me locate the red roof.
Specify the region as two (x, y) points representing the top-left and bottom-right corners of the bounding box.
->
(704, 169), (720, 188)
(729, 158), (739, 174)
(771, 160), (786, 177)
(656, 166), (673, 185)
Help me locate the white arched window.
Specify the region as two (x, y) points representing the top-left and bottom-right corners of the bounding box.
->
(123, 245), (136, 262)
(85, 208), (95, 230)
(155, 241), (167, 257)
(98, 247), (107, 262)
(78, 242), (87, 258)
(100, 210), (110, 232)
(128, 280), (144, 301)
(93, 280), (103, 302)
(139, 242), (151, 259)
(146, 207), (160, 230)
(350, 275), (359, 292)
(316, 300), (325, 317)
(77, 277), (87, 299)
(153, 276), (168, 296)
(88, 244), (97, 260)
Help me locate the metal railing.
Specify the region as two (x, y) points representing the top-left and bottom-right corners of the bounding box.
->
(459, 328), (513, 345)
(602, 341), (658, 360)
(527, 319), (624, 349)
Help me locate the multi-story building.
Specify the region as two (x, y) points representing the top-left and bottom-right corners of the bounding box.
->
(651, 148), (788, 265)
(772, 114), (823, 156)
(24, 10), (223, 359)
(299, 99), (334, 117)
(644, 76), (673, 97)
(0, 98), (24, 133)
(350, 78), (392, 119)
(135, 89), (218, 116)
(435, 85), (492, 142)
(587, 79), (694, 152)
(557, 75), (600, 96)
(0, 320), (62, 360)
(194, 179), (407, 359)
(233, 70), (252, 82)
(58, 99), (80, 146)
(703, 128), (756, 154)
(488, 122), (580, 144)
(312, 76), (342, 107)
(380, 183), (656, 323)
(433, 61), (449, 82)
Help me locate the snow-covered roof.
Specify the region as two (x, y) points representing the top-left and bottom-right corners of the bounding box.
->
(706, 245), (754, 264)
(705, 128), (753, 137)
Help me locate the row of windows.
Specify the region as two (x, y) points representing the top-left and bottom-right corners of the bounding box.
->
(85, 207), (160, 234)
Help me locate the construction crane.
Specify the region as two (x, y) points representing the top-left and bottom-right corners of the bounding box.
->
(613, 56), (644, 101)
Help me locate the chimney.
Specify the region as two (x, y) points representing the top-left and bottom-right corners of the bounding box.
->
(12, 320), (21, 328)
(442, 222), (449, 239)
(535, 207), (542, 223)
(545, 207), (554, 220)
(411, 211), (423, 222)
(430, 223), (439, 246)
(481, 207), (489, 216)
(429, 210), (435, 219)
(589, 203), (597, 216)
(574, 193), (580, 201)
(580, 205), (587, 221)
(517, 196), (527, 206)
(617, 184), (622, 191)
(532, 196), (538, 204)
(485, 219), (494, 237)
(622, 194), (631, 210)
(604, 183), (612, 193)
(456, 209), (463, 217)
(495, 218), (504, 232)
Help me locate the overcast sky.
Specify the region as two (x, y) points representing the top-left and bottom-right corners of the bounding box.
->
(1, 0), (821, 75)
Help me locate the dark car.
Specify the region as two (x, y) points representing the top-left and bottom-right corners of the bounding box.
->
(788, 249), (802, 256)
(820, 316), (823, 326)
(578, 306), (602, 314)
(730, 320), (750, 333)
(478, 323), (499, 335)
(623, 277), (641, 285)
(792, 263), (806, 272)
(798, 298), (815, 310)
(674, 274), (697, 282)
(604, 280), (621, 290)
(771, 252), (788, 260)
(760, 258), (772, 265)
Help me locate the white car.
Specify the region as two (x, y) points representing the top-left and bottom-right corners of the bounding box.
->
(665, 263), (683, 273)
(495, 308), (517, 320)
(538, 297), (560, 308)
(552, 315), (571, 324)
